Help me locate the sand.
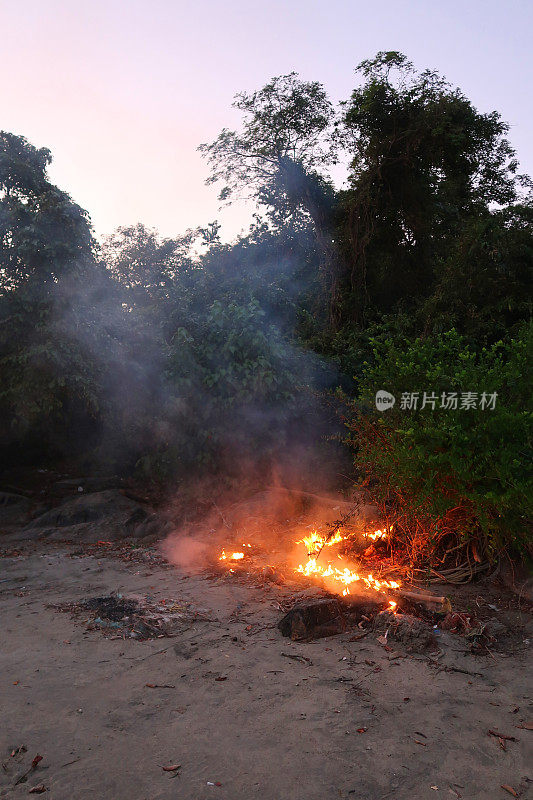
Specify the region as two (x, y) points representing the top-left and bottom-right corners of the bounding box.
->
(1, 542), (532, 800)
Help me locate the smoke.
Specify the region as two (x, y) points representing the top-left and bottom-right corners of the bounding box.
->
(160, 484), (380, 578)
(2, 207), (348, 498)
(160, 532), (210, 573)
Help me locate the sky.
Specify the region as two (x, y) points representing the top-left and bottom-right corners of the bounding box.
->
(1, 0), (532, 242)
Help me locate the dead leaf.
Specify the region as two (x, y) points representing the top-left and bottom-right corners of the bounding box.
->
(28, 785), (46, 794)
(31, 755), (43, 770)
(501, 786), (518, 797)
(161, 764), (181, 772)
(516, 721), (533, 730)
(215, 676), (227, 681)
(356, 728), (367, 733)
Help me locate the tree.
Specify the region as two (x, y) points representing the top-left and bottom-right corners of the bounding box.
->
(0, 133), (112, 463)
(336, 52), (528, 322)
(199, 74), (341, 314)
(0, 131), (94, 292)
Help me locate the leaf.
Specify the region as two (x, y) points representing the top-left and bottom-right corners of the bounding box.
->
(501, 786), (518, 797)
(31, 755), (43, 770)
(29, 785), (46, 794)
(517, 721), (533, 730)
(161, 764), (181, 772)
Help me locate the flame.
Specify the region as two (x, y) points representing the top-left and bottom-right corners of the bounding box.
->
(297, 526), (390, 556)
(295, 556), (400, 594)
(216, 525), (400, 603)
(366, 528), (386, 541)
(295, 526), (400, 597)
(365, 525), (394, 541)
(219, 550), (244, 561)
(295, 528), (348, 557)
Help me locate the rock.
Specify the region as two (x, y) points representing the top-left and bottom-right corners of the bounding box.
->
(278, 598), (348, 640)
(278, 596), (383, 641)
(21, 490), (170, 542)
(0, 492), (32, 527)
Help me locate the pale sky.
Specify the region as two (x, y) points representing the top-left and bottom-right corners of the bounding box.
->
(1, 0), (531, 241)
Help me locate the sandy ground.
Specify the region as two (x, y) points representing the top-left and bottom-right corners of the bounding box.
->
(1, 543), (532, 800)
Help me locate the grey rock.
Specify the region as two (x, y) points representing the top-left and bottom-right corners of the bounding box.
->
(22, 490), (170, 542)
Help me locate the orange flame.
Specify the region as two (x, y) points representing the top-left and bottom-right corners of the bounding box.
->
(295, 528), (348, 557)
(216, 525), (400, 603)
(366, 528), (386, 541)
(294, 527), (400, 597)
(295, 556), (400, 594)
(219, 550), (245, 561)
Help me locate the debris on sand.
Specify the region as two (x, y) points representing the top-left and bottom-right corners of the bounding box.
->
(374, 611), (438, 653)
(48, 593), (204, 640)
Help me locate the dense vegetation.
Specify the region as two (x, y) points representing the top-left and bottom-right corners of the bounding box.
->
(1, 53), (531, 565)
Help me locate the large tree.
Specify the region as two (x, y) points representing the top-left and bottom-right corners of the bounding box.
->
(199, 73), (341, 315)
(0, 131), (94, 292)
(336, 52), (529, 322)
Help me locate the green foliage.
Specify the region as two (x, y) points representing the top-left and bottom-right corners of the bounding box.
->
(199, 72), (335, 214)
(0, 279), (107, 461)
(422, 204), (533, 341)
(0, 131), (95, 291)
(336, 52), (528, 321)
(345, 325), (533, 559)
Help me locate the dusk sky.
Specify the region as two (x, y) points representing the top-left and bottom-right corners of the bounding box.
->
(2, 0), (531, 241)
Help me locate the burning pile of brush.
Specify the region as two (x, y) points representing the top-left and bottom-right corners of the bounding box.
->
(217, 519), (402, 608)
(294, 526), (400, 600)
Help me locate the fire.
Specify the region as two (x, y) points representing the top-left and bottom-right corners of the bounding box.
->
(295, 526), (400, 597)
(219, 550), (244, 561)
(366, 528), (386, 541)
(295, 528), (348, 556)
(295, 557), (400, 594)
(216, 525), (401, 604)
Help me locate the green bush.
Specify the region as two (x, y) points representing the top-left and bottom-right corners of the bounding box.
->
(344, 324), (532, 562)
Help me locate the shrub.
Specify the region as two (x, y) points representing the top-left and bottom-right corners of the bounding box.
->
(344, 324), (532, 565)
